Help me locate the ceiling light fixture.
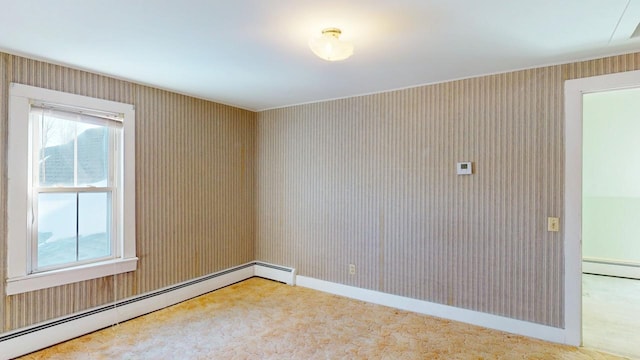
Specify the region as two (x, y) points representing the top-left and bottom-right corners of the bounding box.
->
(308, 28), (354, 61)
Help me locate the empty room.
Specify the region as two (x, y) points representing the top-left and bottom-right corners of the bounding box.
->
(1, 1), (640, 359)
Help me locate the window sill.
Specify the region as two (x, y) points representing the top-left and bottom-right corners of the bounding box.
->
(6, 257), (138, 296)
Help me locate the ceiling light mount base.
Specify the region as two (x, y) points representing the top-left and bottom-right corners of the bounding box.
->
(322, 28), (342, 38)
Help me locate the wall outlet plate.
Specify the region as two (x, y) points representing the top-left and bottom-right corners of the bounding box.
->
(349, 264), (356, 275)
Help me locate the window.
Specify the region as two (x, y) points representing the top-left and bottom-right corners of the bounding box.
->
(7, 83), (137, 295)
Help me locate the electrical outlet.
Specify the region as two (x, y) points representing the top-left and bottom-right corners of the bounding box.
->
(349, 264), (356, 275)
(547, 217), (560, 232)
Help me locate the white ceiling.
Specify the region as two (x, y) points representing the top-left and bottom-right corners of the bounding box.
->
(1, 0), (640, 111)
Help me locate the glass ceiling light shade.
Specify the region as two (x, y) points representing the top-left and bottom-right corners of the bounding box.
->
(309, 28), (354, 61)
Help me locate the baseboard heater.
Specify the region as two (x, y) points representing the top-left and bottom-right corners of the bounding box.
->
(582, 257), (640, 279)
(0, 261), (295, 360)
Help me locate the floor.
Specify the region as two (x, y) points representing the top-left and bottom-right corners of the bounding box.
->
(583, 274), (640, 359)
(20, 277), (626, 359)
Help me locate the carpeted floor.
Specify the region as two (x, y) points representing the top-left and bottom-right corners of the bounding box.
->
(19, 278), (627, 359)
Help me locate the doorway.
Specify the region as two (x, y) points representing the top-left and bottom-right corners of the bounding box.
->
(565, 69), (640, 358)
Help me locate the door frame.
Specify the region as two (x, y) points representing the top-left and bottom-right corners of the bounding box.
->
(564, 69), (640, 346)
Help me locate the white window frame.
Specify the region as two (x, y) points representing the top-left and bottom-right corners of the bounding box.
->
(7, 83), (137, 295)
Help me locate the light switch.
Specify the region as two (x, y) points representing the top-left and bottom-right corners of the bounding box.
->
(547, 217), (560, 232)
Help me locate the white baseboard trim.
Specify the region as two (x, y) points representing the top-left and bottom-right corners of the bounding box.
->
(0, 261), (295, 360)
(296, 276), (569, 345)
(582, 259), (640, 279)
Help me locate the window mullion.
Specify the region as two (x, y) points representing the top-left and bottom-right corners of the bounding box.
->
(76, 192), (79, 262)
(36, 186), (114, 193)
(74, 123), (78, 186)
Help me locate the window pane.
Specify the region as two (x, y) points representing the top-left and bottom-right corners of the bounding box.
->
(37, 193), (77, 268)
(39, 117), (75, 186)
(78, 192), (111, 261)
(38, 115), (109, 187)
(77, 123), (109, 187)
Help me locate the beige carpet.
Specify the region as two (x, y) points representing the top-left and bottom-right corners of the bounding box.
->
(19, 278), (626, 359)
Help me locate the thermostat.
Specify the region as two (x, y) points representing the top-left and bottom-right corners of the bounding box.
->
(457, 161), (472, 175)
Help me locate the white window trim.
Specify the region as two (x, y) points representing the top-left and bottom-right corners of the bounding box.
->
(7, 83), (137, 295)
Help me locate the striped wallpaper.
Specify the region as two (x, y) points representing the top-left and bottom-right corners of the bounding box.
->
(1, 50), (640, 336)
(0, 53), (256, 332)
(256, 52), (640, 328)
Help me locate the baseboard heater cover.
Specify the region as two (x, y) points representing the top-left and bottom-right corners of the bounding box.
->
(582, 258), (640, 279)
(0, 261), (295, 360)
(254, 261), (297, 285)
